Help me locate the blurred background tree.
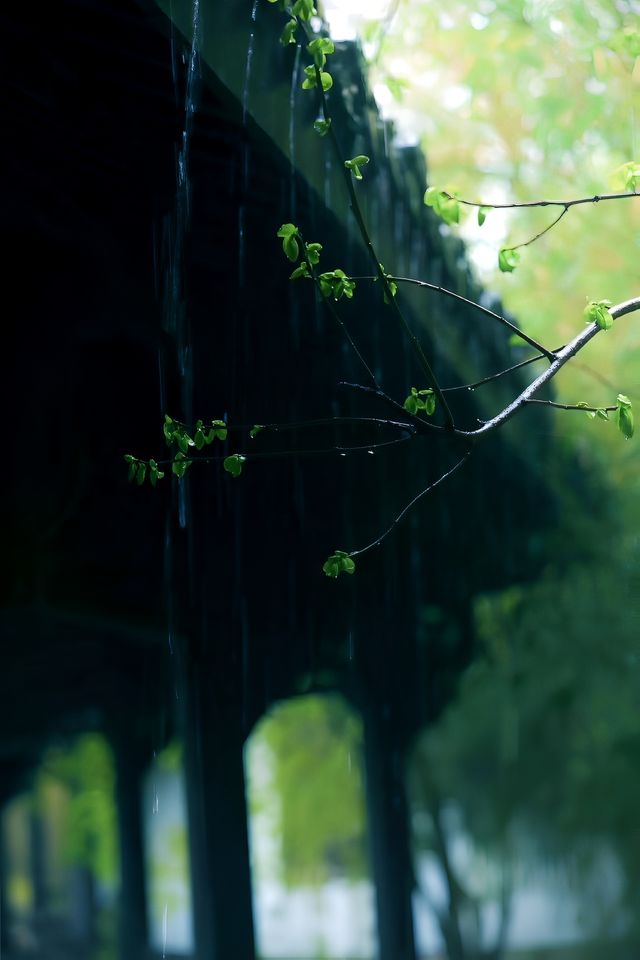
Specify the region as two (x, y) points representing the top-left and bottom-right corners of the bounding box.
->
(318, 2), (640, 956)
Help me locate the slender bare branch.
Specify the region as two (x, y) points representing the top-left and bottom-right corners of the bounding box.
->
(349, 450), (473, 558)
(510, 205), (568, 250)
(524, 400), (617, 412)
(350, 274), (556, 359)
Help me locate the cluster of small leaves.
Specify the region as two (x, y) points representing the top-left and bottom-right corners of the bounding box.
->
(278, 227), (354, 300)
(318, 269), (356, 300)
(344, 155), (370, 181)
(423, 187), (460, 225)
(290, 241), (323, 280)
(163, 414), (227, 451)
(404, 387), (436, 417)
(576, 394), (634, 439)
(302, 38), (335, 92)
(584, 299), (614, 331)
(124, 455), (165, 487)
(322, 550), (356, 578)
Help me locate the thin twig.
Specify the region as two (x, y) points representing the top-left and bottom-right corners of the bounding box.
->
(349, 275), (555, 359)
(510, 205), (568, 250)
(524, 400), (616, 412)
(141, 433), (415, 467)
(299, 231), (379, 387)
(167, 415), (415, 434)
(349, 450), (473, 558)
(442, 352), (560, 392)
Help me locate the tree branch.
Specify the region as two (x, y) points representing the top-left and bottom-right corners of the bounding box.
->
(461, 297), (640, 439)
(449, 191), (640, 211)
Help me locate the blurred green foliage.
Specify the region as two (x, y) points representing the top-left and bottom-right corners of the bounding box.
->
(39, 733), (118, 885)
(248, 694), (369, 887)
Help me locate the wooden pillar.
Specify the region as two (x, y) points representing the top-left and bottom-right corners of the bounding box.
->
(178, 642), (256, 960)
(0, 813), (9, 952)
(362, 697), (417, 960)
(29, 805), (47, 919)
(112, 736), (149, 960)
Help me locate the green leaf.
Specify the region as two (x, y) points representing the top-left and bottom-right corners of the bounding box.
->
(149, 459), (160, 487)
(194, 428), (205, 450)
(313, 118), (331, 137)
(290, 261), (310, 280)
(323, 550), (356, 578)
(423, 187), (461, 226)
(136, 462), (147, 485)
(617, 395), (634, 439)
(498, 248), (520, 273)
(172, 452), (191, 478)
(596, 408), (610, 421)
(124, 454), (136, 463)
(277, 223), (298, 239)
(376, 263), (398, 303)
(210, 419), (228, 441)
(280, 19), (297, 45)
(277, 224), (300, 260)
(477, 205), (491, 226)
(127, 461), (137, 482)
(345, 155), (370, 181)
(284, 235), (299, 262)
(163, 415), (176, 445)
(223, 454), (246, 478)
(584, 299), (613, 331)
(292, 0), (315, 21)
(424, 392), (437, 416)
(404, 394), (418, 415)
(250, 424), (264, 439)
(319, 71), (333, 92)
(305, 242), (322, 265)
(177, 432), (191, 454)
